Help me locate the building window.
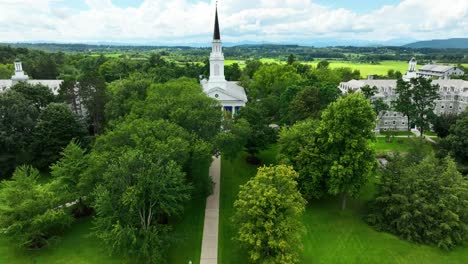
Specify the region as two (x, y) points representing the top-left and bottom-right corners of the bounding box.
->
(384, 122), (388, 125)
(215, 94), (219, 98)
(224, 106), (233, 113)
(394, 114), (397, 117)
(402, 122), (405, 125)
(393, 121), (396, 125)
(441, 105), (445, 109)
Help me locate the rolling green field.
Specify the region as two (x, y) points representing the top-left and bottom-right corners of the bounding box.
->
(225, 59), (412, 78)
(219, 144), (468, 264)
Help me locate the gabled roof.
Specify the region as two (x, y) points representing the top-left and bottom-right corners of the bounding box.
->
(419, 64), (457, 73)
(202, 81), (248, 103)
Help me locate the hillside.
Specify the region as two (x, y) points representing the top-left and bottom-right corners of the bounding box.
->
(403, 38), (468, 49)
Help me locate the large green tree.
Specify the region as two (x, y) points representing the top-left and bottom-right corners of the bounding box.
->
(0, 90), (39, 178)
(32, 103), (87, 169)
(50, 140), (90, 216)
(277, 119), (324, 199)
(93, 150), (191, 263)
(0, 166), (73, 248)
(367, 156), (468, 250)
(318, 93), (377, 209)
(392, 78), (415, 135)
(233, 165), (306, 264)
(409, 77), (440, 136)
(215, 117), (251, 160)
(438, 111), (468, 172)
(11, 82), (56, 109)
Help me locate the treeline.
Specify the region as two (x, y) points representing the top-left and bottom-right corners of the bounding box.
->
(2, 43), (468, 64)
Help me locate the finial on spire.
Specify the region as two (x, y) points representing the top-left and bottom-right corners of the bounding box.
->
(213, 1), (221, 40)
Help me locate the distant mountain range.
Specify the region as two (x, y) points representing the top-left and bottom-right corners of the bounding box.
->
(403, 38), (468, 49)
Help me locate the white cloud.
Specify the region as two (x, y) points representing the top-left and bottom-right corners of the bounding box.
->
(0, 0), (466, 44)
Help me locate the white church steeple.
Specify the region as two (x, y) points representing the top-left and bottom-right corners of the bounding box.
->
(11, 59), (29, 83)
(209, 4), (226, 87)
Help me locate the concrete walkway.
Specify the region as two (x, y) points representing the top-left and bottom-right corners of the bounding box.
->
(411, 129), (437, 143)
(200, 156), (221, 264)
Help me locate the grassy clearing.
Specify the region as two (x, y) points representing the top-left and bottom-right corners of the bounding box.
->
(0, 166), (207, 264)
(307, 60), (410, 77)
(219, 144), (468, 263)
(379, 130), (415, 137)
(370, 137), (421, 153)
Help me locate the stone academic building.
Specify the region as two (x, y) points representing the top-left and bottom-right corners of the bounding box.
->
(339, 59), (468, 131)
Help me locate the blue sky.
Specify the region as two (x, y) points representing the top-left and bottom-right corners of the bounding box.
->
(0, 0), (466, 46)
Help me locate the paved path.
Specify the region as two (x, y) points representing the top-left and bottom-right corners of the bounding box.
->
(200, 156), (221, 264)
(411, 129), (437, 143)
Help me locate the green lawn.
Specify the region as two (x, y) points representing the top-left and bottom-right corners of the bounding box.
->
(0, 218), (121, 264)
(370, 137), (420, 153)
(379, 130), (415, 137)
(219, 145), (468, 263)
(0, 166), (207, 264)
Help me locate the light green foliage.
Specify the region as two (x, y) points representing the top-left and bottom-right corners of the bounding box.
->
(0, 63), (13, 79)
(141, 77), (222, 141)
(32, 103), (87, 169)
(50, 140), (89, 210)
(105, 73), (153, 122)
(367, 156), (468, 250)
(318, 93), (377, 208)
(93, 150), (191, 263)
(280, 94), (376, 206)
(0, 166), (73, 248)
(277, 119), (324, 199)
(248, 64), (302, 99)
(233, 165), (306, 264)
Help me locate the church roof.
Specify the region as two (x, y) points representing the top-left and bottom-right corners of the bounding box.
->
(213, 6), (221, 40)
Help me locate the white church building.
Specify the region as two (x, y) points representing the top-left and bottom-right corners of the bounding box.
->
(0, 59), (62, 94)
(339, 59), (468, 131)
(200, 6), (248, 115)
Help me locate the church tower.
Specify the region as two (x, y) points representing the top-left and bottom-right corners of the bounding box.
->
(209, 5), (226, 88)
(403, 57), (418, 81)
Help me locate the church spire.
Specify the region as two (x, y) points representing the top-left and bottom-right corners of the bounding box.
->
(213, 3), (221, 40)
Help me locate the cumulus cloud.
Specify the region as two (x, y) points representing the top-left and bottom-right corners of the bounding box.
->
(0, 0), (466, 44)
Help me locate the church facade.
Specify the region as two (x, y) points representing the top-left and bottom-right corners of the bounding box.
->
(200, 7), (248, 115)
(339, 59), (468, 131)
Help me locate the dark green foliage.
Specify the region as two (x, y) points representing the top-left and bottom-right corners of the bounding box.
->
(32, 103), (87, 169)
(438, 111), (468, 172)
(11, 82), (56, 109)
(0, 166), (74, 248)
(238, 101), (277, 159)
(0, 90), (38, 178)
(78, 71), (108, 135)
(432, 112), (463, 138)
(93, 150), (191, 263)
(367, 156), (468, 250)
(233, 165), (306, 264)
(278, 119), (324, 199)
(392, 78), (414, 133)
(409, 77), (440, 136)
(225, 63), (242, 81)
(216, 117), (251, 160)
(317, 60), (330, 69)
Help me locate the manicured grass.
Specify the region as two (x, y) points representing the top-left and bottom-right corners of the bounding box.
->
(218, 147), (278, 264)
(0, 218), (122, 264)
(0, 169), (208, 264)
(379, 130), (415, 136)
(307, 60), (410, 78)
(423, 131), (438, 137)
(370, 137), (417, 153)
(219, 145), (468, 263)
(167, 196), (206, 264)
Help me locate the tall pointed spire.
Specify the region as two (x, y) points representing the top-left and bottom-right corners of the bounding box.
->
(213, 3), (221, 40)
